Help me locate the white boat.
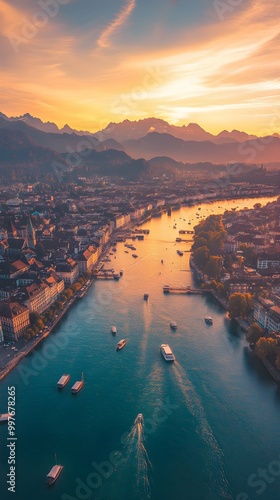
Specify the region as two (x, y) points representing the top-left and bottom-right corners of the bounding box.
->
(116, 339), (127, 350)
(57, 374), (70, 389)
(205, 316), (213, 325)
(170, 321), (178, 330)
(71, 373), (84, 394)
(46, 455), (63, 485)
(111, 325), (117, 334)
(160, 344), (175, 361)
(143, 293), (149, 300)
(0, 413), (10, 422)
(134, 413), (143, 424)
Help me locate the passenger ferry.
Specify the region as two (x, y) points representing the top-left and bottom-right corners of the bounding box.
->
(160, 344), (175, 361)
(111, 325), (117, 334)
(116, 339), (127, 350)
(170, 321), (178, 330)
(46, 457), (63, 485)
(204, 316), (213, 325)
(57, 374), (70, 389)
(71, 373), (84, 394)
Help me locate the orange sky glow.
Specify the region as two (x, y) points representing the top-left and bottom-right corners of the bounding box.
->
(0, 0), (280, 134)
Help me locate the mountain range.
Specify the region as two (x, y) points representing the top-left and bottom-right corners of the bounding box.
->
(0, 112), (280, 183)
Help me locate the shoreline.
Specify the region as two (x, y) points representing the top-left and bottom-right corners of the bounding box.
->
(0, 193), (278, 382)
(0, 237), (129, 382)
(0, 283), (84, 382)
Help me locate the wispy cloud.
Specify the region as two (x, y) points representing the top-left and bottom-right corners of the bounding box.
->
(97, 0), (136, 49)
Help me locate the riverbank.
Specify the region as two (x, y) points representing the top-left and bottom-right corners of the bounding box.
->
(0, 282), (87, 382)
(3, 196), (280, 500)
(0, 195), (278, 383)
(0, 232), (134, 382)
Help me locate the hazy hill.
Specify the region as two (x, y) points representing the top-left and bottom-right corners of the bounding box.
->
(123, 131), (280, 164)
(0, 115), (123, 155)
(0, 129), (69, 183)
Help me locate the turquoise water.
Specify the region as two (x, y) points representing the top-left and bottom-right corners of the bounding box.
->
(1, 196), (280, 500)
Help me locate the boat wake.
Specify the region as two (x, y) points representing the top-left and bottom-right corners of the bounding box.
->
(124, 416), (151, 499)
(94, 416), (151, 500)
(171, 362), (232, 499)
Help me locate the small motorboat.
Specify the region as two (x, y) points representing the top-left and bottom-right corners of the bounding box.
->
(205, 316), (213, 325)
(116, 339), (127, 350)
(134, 413), (143, 425)
(111, 326), (117, 334)
(170, 321), (178, 330)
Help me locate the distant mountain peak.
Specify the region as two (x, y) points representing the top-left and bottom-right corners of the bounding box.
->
(185, 122), (206, 131)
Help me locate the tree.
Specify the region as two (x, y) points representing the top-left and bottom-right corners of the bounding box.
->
(204, 256), (223, 280)
(193, 246), (209, 268)
(30, 312), (40, 325)
(192, 237), (208, 250)
(246, 322), (264, 343)
(255, 337), (277, 360)
(228, 293), (253, 319)
(35, 319), (44, 331)
(239, 245), (256, 266)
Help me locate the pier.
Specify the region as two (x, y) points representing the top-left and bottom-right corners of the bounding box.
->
(175, 238), (193, 242)
(163, 285), (206, 294)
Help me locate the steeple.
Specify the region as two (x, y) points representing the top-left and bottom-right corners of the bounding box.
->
(7, 217), (17, 238)
(27, 216), (36, 249)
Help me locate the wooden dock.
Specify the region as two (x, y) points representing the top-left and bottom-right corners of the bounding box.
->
(163, 286), (206, 294)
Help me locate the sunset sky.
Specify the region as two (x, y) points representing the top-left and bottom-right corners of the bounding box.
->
(0, 0), (280, 134)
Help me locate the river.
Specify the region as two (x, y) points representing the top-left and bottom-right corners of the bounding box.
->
(0, 196), (280, 500)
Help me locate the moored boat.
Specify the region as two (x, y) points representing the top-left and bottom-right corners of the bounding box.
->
(71, 373), (84, 394)
(177, 250), (183, 256)
(205, 316), (213, 325)
(116, 339), (127, 350)
(160, 344), (175, 361)
(132, 254), (138, 258)
(57, 374), (70, 389)
(0, 413), (10, 422)
(111, 325), (117, 334)
(170, 321), (178, 330)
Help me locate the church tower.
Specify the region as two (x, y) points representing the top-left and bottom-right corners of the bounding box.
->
(27, 216), (36, 249)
